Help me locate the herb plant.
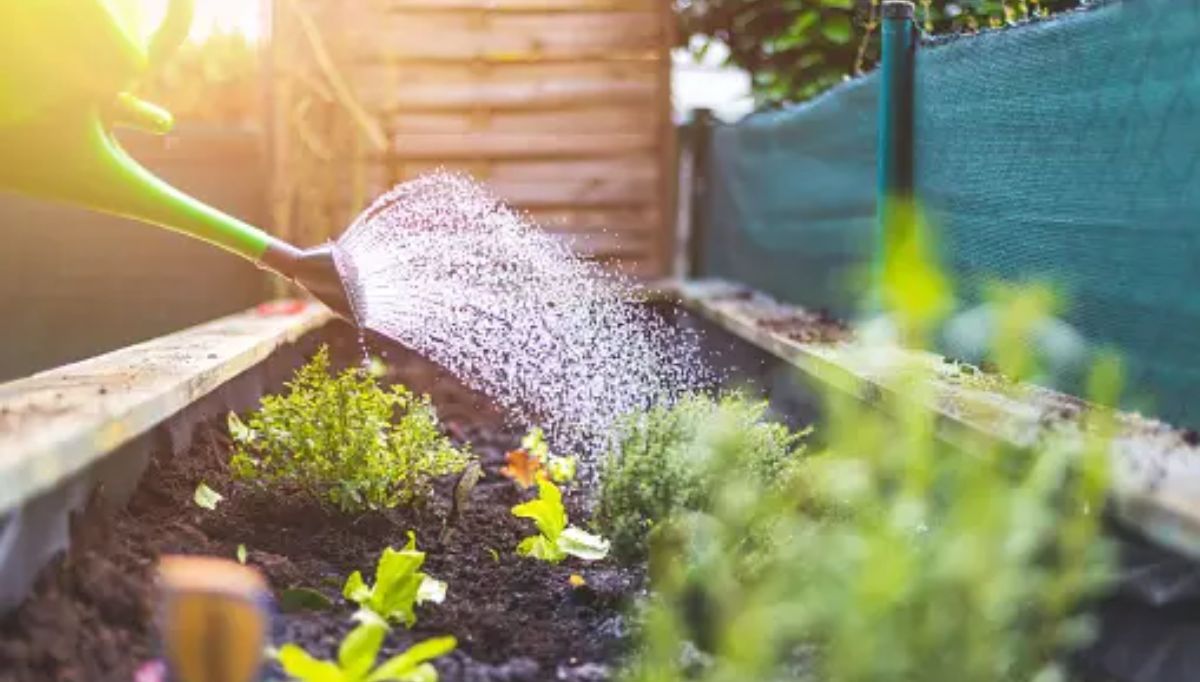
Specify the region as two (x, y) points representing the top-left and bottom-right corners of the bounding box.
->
(595, 393), (808, 562)
(277, 617), (455, 682)
(228, 346), (471, 513)
(512, 477), (609, 563)
(344, 532), (446, 628)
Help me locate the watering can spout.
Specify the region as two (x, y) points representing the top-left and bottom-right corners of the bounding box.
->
(0, 0), (357, 322)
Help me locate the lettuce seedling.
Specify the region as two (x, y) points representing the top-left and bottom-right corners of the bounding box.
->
(512, 477), (608, 563)
(277, 617), (455, 682)
(344, 532), (446, 627)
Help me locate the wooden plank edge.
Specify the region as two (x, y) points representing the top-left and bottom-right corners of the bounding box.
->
(0, 300), (334, 515)
(660, 277), (1200, 561)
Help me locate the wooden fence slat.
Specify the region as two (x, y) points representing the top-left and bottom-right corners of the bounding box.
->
(387, 106), (659, 134)
(351, 62), (657, 112)
(391, 156), (659, 182)
(525, 206), (661, 233)
(368, 0), (657, 12)
(386, 131), (655, 159)
(342, 11), (662, 61)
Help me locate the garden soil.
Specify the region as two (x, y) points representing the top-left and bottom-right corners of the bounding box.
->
(0, 333), (642, 682)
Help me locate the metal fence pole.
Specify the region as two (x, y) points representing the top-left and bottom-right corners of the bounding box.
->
(876, 0), (918, 297)
(679, 107), (714, 279)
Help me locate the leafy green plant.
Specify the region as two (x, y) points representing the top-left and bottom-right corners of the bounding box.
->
(622, 208), (1118, 682)
(344, 532), (446, 627)
(677, 0), (1083, 107)
(228, 346), (471, 513)
(277, 617), (455, 682)
(512, 477), (609, 563)
(595, 393), (808, 562)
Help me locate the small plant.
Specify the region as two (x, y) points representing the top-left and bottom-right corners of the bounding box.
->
(344, 532), (446, 628)
(229, 346), (471, 513)
(595, 393), (809, 561)
(500, 427), (577, 488)
(512, 477), (609, 563)
(277, 616), (455, 682)
(193, 481), (224, 510)
(622, 210), (1117, 682)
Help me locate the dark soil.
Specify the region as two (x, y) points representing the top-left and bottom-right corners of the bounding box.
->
(0, 336), (642, 682)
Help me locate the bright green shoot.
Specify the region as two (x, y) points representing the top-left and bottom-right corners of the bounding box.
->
(277, 618), (455, 682)
(344, 532), (446, 628)
(512, 477), (608, 563)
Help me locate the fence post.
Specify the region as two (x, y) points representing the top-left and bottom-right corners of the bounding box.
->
(876, 0), (917, 300)
(677, 107), (714, 278)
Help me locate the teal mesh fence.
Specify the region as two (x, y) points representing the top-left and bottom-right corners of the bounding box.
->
(696, 0), (1200, 427)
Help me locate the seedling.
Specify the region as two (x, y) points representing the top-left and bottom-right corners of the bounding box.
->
(500, 427), (577, 488)
(277, 617), (456, 682)
(344, 532), (446, 627)
(228, 347), (471, 513)
(512, 477), (608, 563)
(193, 482), (224, 510)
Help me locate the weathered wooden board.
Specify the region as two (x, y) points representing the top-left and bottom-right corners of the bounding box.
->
(341, 11), (662, 61)
(388, 106), (659, 134)
(0, 301), (332, 514)
(386, 131), (654, 160)
(366, 0), (657, 12)
(351, 62), (656, 112)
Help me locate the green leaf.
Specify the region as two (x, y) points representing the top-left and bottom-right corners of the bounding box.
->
(344, 571), (371, 603)
(511, 477), (567, 541)
(236, 543), (248, 565)
(517, 534), (565, 563)
(277, 644), (342, 682)
(557, 527), (610, 562)
(193, 482), (224, 510)
(820, 13), (853, 44)
(227, 411), (255, 443)
(279, 587), (334, 613)
(820, 0), (853, 8)
(338, 622), (386, 680)
(366, 636), (457, 682)
(345, 533), (443, 627)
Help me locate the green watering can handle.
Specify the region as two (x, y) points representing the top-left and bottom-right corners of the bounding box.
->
(0, 0), (293, 265)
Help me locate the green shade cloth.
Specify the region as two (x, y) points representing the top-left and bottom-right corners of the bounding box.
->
(698, 0), (1200, 426)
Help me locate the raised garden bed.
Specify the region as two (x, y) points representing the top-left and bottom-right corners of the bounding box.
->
(0, 301), (812, 682)
(5, 286), (1200, 682)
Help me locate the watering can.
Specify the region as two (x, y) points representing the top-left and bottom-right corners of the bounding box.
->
(0, 0), (355, 319)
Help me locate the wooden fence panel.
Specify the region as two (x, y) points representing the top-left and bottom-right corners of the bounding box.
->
(272, 0), (674, 276)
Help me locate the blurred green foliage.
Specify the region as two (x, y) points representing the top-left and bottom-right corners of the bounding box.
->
(675, 0), (1083, 107)
(229, 346), (471, 513)
(619, 203), (1119, 680)
(595, 393), (809, 562)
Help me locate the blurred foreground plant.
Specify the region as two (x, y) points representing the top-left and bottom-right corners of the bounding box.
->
(229, 346), (471, 513)
(623, 203), (1119, 681)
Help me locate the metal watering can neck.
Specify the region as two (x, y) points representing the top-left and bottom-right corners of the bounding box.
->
(0, 0), (356, 320)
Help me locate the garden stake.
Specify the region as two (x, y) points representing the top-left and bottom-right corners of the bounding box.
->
(156, 555), (271, 682)
(0, 0), (356, 319)
(875, 0), (919, 302)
